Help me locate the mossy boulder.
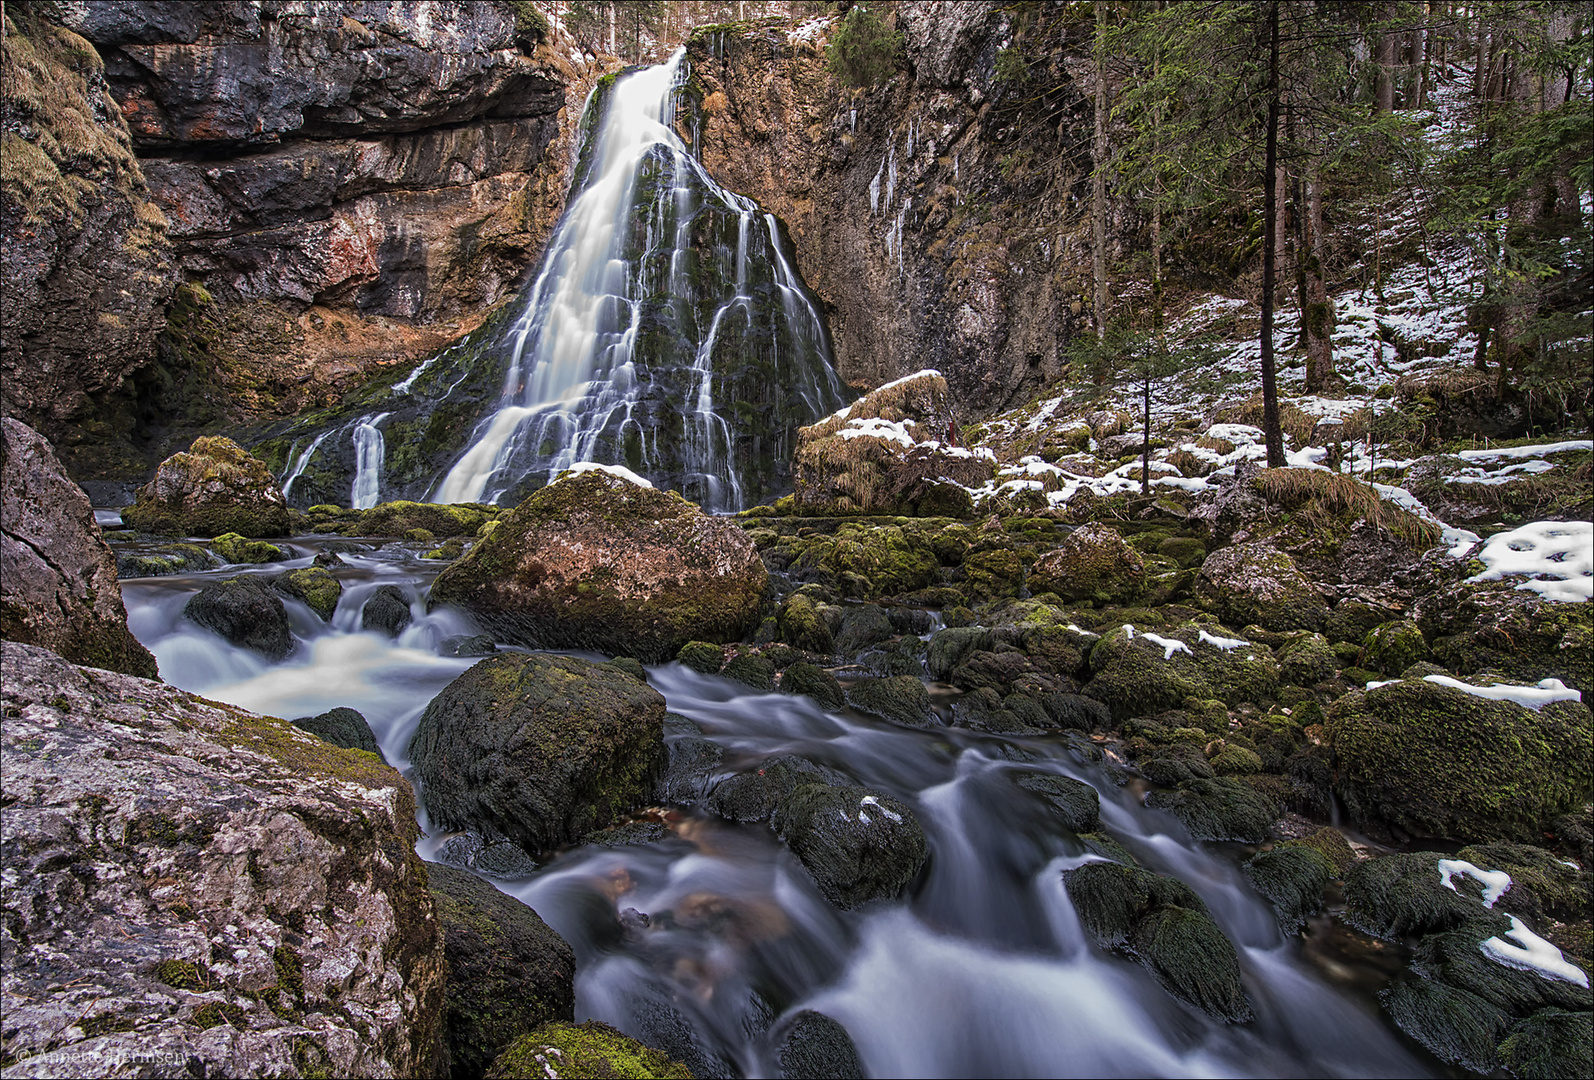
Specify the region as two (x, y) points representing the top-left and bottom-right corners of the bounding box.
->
(1278, 632), (1339, 686)
(1453, 842), (1592, 927)
(676, 640), (726, 674)
(782, 661), (846, 711)
(788, 521), (941, 599)
(485, 1021), (691, 1080)
(1013, 771), (1100, 832)
(845, 675), (935, 727)
(926, 626), (994, 680)
(1029, 524), (1146, 604)
(1360, 619), (1429, 677)
(409, 653), (667, 859)
(1157, 536), (1207, 568)
(771, 782), (928, 908)
(1062, 862), (1252, 1023)
(182, 576), (293, 660)
(776, 592), (835, 654)
(359, 500), (490, 538)
(1498, 1009), (1594, 1080)
(123, 436), (289, 537)
(1413, 577), (1593, 697)
(1192, 542), (1328, 632)
(291, 706), (385, 762)
(115, 542), (218, 579)
(706, 755), (844, 823)
(427, 863), (576, 1080)
(429, 472), (767, 662)
(1343, 851), (1507, 940)
(833, 603), (895, 656)
(1381, 978), (1513, 1074)
(1324, 679), (1593, 842)
(272, 566), (342, 621)
(1145, 776), (1278, 843)
(1083, 624), (1279, 722)
(209, 531), (287, 564)
(361, 584), (414, 637)
(722, 652), (776, 690)
(1243, 842), (1336, 932)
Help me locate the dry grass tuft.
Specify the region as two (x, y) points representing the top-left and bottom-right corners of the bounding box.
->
(1256, 468), (1440, 550)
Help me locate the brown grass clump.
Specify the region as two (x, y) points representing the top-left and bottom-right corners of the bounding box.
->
(1163, 448), (1213, 478)
(1255, 468), (1440, 550)
(701, 90), (729, 115)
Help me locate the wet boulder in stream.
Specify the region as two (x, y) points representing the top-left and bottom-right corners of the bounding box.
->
(182, 575), (294, 660)
(361, 583), (414, 637)
(426, 862), (576, 1080)
(429, 470), (768, 662)
(409, 652), (668, 859)
(272, 565), (342, 621)
(1063, 861), (1253, 1023)
(292, 706), (385, 761)
(770, 782), (928, 909)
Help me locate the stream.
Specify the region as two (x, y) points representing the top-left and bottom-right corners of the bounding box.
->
(115, 532), (1443, 1079)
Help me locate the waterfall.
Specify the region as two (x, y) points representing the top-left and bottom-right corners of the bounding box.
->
(433, 49), (846, 511)
(280, 430), (330, 501)
(350, 413), (389, 510)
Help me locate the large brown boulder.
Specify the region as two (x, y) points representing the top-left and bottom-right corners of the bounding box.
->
(1193, 541), (1328, 632)
(122, 435), (290, 537)
(0, 641), (446, 1079)
(429, 470), (768, 661)
(0, 418), (157, 678)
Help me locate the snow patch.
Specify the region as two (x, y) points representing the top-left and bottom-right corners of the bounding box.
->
(1198, 629), (1249, 651)
(1467, 521), (1593, 603)
(559, 462), (654, 488)
(1456, 440), (1592, 461)
(1481, 916), (1590, 987)
(1437, 859), (1512, 907)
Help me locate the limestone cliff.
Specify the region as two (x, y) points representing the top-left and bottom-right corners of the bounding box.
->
(6, 1), (603, 489)
(682, 4), (1105, 417)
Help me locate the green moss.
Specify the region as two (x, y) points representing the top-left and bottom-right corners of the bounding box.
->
(1498, 1009), (1594, 1080)
(845, 675), (934, 727)
(677, 640), (725, 674)
(1325, 681), (1593, 842)
(271, 567), (342, 621)
(152, 959), (204, 990)
(781, 661), (846, 711)
(722, 653), (775, 690)
(776, 593), (834, 654)
(1243, 843), (1335, 932)
(486, 1021), (692, 1079)
(192, 1002), (245, 1030)
(1157, 536), (1207, 568)
(1360, 620), (1429, 676)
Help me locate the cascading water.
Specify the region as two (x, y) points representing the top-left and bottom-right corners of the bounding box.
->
(279, 430), (330, 502)
(350, 412), (389, 509)
(434, 50), (846, 510)
(114, 539), (1446, 1080)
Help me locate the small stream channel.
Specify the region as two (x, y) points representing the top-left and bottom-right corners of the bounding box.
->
(114, 527), (1445, 1079)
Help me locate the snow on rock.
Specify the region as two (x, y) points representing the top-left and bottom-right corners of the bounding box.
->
(1124, 625), (1190, 659)
(1481, 916), (1590, 988)
(1467, 521), (1594, 603)
(1423, 675), (1583, 709)
(560, 461), (654, 488)
(1198, 629), (1249, 651)
(1437, 858), (1513, 907)
(1456, 440), (1593, 461)
(839, 418), (917, 446)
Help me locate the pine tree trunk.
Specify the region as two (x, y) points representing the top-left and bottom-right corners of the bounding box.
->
(1261, 0), (1285, 468)
(1092, 0), (1109, 349)
(1303, 157), (1336, 391)
(1412, 24), (1427, 108)
(1376, 24), (1397, 113)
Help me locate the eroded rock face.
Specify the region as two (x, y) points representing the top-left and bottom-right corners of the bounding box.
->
(683, 8), (1094, 416)
(122, 436), (290, 537)
(0, 419), (157, 678)
(408, 652), (668, 858)
(0, 641), (446, 1079)
(0, 11), (178, 453)
(429, 471), (769, 661)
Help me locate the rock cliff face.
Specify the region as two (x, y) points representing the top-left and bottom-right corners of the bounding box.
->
(682, 4), (1103, 416)
(6, 1), (596, 486)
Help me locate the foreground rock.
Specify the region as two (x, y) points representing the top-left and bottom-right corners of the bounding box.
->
(409, 652), (667, 858)
(1, 419), (158, 678)
(427, 864), (575, 1080)
(122, 436), (290, 537)
(1028, 523), (1145, 605)
(771, 782), (928, 908)
(430, 470), (768, 661)
(1326, 677), (1592, 842)
(0, 642), (445, 1078)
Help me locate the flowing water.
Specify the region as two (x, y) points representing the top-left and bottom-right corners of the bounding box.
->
(431, 50), (845, 510)
(117, 542), (1440, 1079)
